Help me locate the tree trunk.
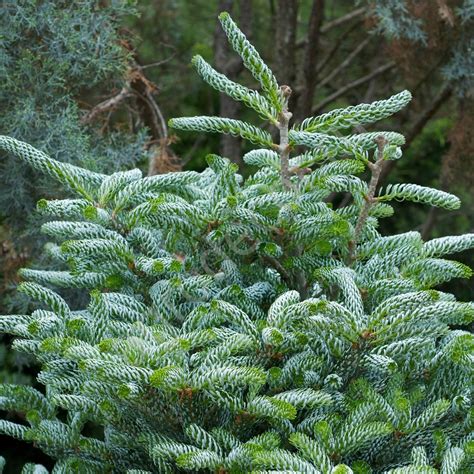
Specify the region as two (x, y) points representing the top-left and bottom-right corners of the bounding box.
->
(275, 0), (298, 86)
(214, 0), (253, 164)
(295, 0), (325, 121)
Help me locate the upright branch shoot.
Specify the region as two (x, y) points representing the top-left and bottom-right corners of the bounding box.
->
(348, 135), (387, 263)
(278, 85), (293, 189)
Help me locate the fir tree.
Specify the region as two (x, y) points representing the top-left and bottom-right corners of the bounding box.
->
(0, 12), (473, 473)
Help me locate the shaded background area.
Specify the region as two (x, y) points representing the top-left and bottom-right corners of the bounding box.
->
(1, 1), (473, 470)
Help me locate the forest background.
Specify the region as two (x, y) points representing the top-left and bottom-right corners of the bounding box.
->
(0, 0), (473, 470)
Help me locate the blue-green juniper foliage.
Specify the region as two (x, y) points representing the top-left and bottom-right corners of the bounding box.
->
(0, 12), (473, 474)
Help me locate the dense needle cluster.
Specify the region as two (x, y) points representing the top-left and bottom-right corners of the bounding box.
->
(0, 12), (473, 474)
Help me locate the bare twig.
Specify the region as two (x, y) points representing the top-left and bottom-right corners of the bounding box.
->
(338, 192), (353, 209)
(262, 255), (292, 283)
(141, 53), (177, 70)
(348, 136), (387, 264)
(144, 89), (168, 140)
(295, 6), (366, 49)
(405, 85), (453, 146)
(321, 6), (366, 33)
(128, 62), (182, 175)
(312, 61), (396, 114)
(317, 37), (371, 89)
(315, 19), (363, 75)
(182, 136), (207, 166)
(130, 86), (167, 140)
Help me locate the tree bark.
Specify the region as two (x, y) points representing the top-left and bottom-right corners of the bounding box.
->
(295, 0), (325, 121)
(275, 0), (298, 86)
(214, 0), (253, 164)
(315, 19), (363, 76)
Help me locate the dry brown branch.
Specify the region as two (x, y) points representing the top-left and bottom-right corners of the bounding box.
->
(81, 87), (132, 125)
(128, 64), (182, 175)
(141, 51), (177, 70)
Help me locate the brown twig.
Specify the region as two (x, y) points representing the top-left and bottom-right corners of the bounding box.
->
(141, 52), (177, 70)
(144, 89), (168, 140)
(182, 135), (207, 166)
(262, 255), (292, 283)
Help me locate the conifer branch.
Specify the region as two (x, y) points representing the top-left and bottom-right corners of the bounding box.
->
(348, 135), (387, 264)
